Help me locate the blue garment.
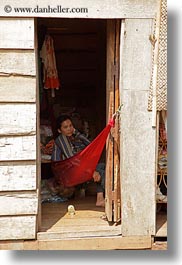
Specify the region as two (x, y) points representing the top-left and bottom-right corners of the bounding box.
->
(51, 130), (90, 161)
(95, 163), (105, 193)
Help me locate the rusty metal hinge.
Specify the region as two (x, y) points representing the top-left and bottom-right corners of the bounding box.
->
(149, 34), (157, 47)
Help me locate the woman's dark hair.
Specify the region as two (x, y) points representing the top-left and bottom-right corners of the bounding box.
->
(56, 114), (72, 130)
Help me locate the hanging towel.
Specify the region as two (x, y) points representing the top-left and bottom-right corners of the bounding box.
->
(40, 34), (60, 97)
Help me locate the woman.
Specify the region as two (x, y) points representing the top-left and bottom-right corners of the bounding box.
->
(51, 114), (105, 207)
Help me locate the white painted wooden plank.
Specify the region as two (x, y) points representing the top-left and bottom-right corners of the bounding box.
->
(0, 135), (36, 161)
(0, 216), (36, 240)
(0, 0), (157, 18)
(122, 19), (153, 90)
(0, 104), (36, 136)
(0, 18), (34, 49)
(0, 164), (36, 191)
(0, 51), (36, 76)
(0, 76), (36, 102)
(0, 192), (38, 215)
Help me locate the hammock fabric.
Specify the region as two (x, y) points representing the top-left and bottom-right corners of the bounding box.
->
(51, 118), (115, 187)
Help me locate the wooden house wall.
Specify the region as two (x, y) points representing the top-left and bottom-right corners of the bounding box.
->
(0, 0), (159, 241)
(0, 18), (38, 240)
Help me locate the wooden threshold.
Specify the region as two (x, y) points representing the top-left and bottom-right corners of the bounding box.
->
(38, 195), (121, 240)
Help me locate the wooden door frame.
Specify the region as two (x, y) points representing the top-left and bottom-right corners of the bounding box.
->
(35, 17), (122, 234)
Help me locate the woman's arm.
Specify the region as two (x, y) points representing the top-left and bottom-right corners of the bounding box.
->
(74, 129), (90, 146)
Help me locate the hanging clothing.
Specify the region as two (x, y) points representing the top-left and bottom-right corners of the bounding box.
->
(40, 34), (60, 97)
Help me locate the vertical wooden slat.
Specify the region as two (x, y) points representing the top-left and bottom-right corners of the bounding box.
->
(105, 20), (115, 221)
(106, 20), (121, 223)
(119, 19), (125, 225)
(113, 20), (121, 222)
(113, 116), (121, 222)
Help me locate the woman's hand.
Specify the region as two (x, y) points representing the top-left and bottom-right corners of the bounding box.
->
(93, 171), (101, 182)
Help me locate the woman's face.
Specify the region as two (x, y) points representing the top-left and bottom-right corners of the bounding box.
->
(58, 119), (74, 136)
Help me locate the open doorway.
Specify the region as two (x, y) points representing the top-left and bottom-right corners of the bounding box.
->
(37, 18), (121, 238)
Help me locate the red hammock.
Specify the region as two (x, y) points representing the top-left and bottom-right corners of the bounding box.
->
(51, 118), (115, 187)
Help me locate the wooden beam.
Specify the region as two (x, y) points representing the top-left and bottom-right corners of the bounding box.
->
(33, 235), (151, 250)
(0, 240), (24, 250)
(0, 235), (152, 250)
(38, 236), (151, 250)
